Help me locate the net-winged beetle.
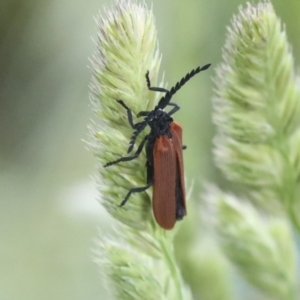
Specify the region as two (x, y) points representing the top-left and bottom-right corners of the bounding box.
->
(104, 63), (211, 229)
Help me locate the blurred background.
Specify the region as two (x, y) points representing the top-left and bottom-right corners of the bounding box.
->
(1, 0), (299, 299)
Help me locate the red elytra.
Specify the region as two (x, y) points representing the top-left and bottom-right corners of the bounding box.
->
(153, 122), (186, 230)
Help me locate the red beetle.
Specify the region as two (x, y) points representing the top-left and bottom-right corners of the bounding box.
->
(105, 64), (211, 229)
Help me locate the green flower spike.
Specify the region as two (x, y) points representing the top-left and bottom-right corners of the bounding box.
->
(96, 228), (193, 300)
(90, 1), (191, 300)
(205, 186), (296, 300)
(213, 1), (300, 228)
(98, 240), (167, 300)
(207, 1), (299, 299)
(90, 0), (161, 230)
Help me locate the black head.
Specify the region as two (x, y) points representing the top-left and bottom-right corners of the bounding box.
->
(146, 108), (173, 137)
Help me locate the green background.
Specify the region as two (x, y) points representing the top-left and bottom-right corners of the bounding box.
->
(1, 0), (299, 299)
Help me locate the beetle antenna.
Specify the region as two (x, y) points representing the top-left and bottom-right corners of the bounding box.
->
(170, 64), (211, 96)
(127, 121), (148, 153)
(158, 64), (211, 109)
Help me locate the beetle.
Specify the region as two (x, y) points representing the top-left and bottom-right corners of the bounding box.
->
(104, 63), (211, 229)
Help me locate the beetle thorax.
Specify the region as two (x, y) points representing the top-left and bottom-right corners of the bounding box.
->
(147, 108), (173, 136)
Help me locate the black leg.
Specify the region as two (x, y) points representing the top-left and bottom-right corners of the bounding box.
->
(146, 71), (169, 93)
(117, 100), (136, 128)
(182, 145), (187, 150)
(104, 134), (149, 167)
(132, 121), (145, 129)
(119, 182), (152, 206)
(167, 102), (180, 116)
(137, 111), (150, 117)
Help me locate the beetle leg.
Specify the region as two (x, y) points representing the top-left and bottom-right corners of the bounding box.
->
(116, 100), (136, 128)
(145, 71), (169, 93)
(119, 182), (152, 207)
(104, 134), (149, 167)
